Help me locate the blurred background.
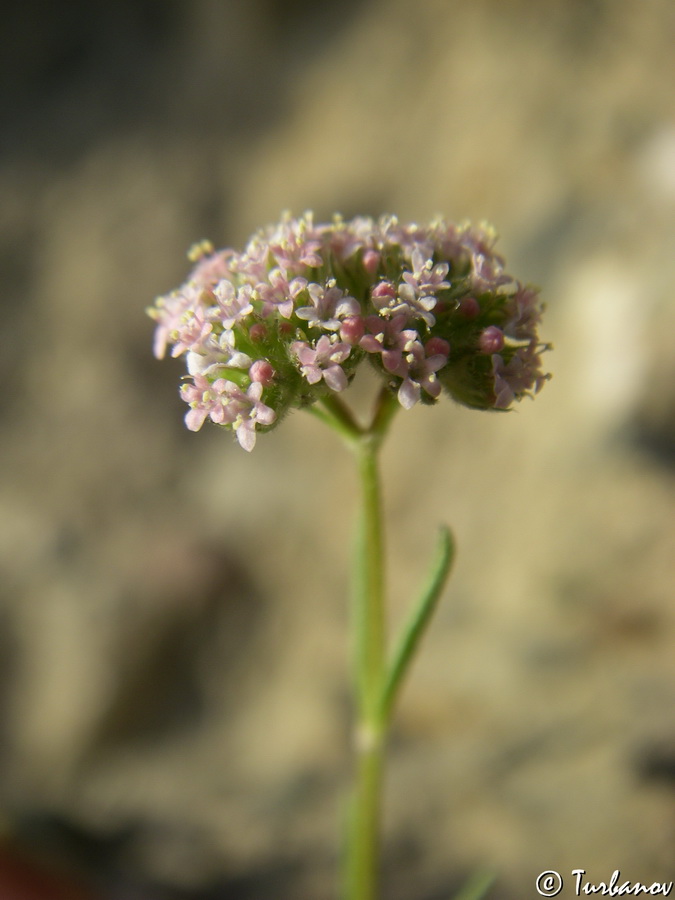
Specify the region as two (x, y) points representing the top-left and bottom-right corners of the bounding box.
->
(1, 0), (674, 897)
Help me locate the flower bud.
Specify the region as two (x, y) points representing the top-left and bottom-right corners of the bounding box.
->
(478, 326), (505, 354)
(249, 323), (267, 342)
(249, 360), (275, 386)
(458, 296), (480, 318)
(362, 249), (381, 275)
(371, 281), (397, 300)
(425, 337), (450, 358)
(340, 316), (366, 345)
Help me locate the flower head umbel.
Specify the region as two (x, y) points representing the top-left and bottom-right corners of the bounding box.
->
(148, 212), (550, 450)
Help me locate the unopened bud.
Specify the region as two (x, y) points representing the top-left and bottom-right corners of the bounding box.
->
(362, 249), (381, 275)
(458, 296), (480, 318)
(249, 323), (267, 342)
(340, 316), (366, 344)
(425, 337), (450, 358)
(479, 326), (505, 354)
(372, 281), (397, 300)
(249, 359), (275, 386)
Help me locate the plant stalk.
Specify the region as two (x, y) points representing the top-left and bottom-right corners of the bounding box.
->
(346, 430), (387, 900)
(310, 388), (452, 900)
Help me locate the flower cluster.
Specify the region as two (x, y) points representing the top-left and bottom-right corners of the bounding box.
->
(148, 213), (550, 450)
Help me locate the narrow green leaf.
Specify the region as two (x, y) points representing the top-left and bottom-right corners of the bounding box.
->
(453, 869), (496, 900)
(378, 525), (455, 722)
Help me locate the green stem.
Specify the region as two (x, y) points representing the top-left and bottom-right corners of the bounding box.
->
(347, 431), (386, 900)
(314, 394), (364, 444)
(306, 386), (452, 900)
(345, 388), (400, 900)
(347, 723), (384, 900)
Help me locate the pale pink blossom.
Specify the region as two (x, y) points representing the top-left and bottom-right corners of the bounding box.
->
(257, 268), (307, 319)
(171, 307), (213, 356)
(187, 243), (236, 287)
(295, 281), (360, 331)
(269, 213), (323, 274)
(492, 343), (548, 409)
(180, 375), (237, 431)
(185, 327), (252, 375)
(433, 221), (502, 271)
(323, 215), (375, 260)
(170, 305), (213, 358)
(229, 381), (277, 451)
(180, 376), (275, 450)
(292, 335), (351, 392)
(503, 284), (542, 341)
(236, 234), (272, 284)
(471, 252), (510, 292)
(212, 282), (254, 329)
(394, 284), (439, 327)
(359, 315), (418, 378)
(404, 249), (450, 296)
(380, 217), (435, 260)
(397, 340), (449, 409)
(149, 284), (204, 359)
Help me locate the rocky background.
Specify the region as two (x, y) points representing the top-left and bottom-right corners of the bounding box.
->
(1, 1), (674, 898)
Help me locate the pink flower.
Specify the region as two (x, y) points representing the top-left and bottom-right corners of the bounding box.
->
(359, 315), (418, 377)
(471, 252), (510, 292)
(404, 249), (450, 295)
(187, 242), (236, 287)
(180, 376), (276, 450)
(370, 250), (448, 327)
(148, 283), (204, 359)
(425, 336), (450, 358)
(236, 234), (272, 284)
(212, 282), (254, 329)
(323, 214), (375, 260)
(180, 375), (235, 431)
(503, 284), (542, 341)
(291, 335), (351, 392)
(492, 343), (548, 409)
(230, 381), (277, 451)
(397, 340), (449, 409)
(170, 304), (213, 358)
(269, 213), (323, 275)
(257, 269), (307, 319)
(186, 338), (252, 377)
(295, 281), (360, 331)
(394, 283), (439, 327)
